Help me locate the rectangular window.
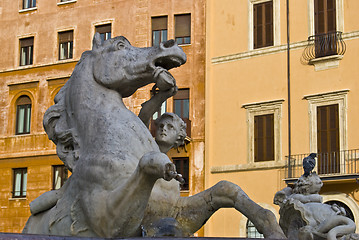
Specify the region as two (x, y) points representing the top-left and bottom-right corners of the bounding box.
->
(254, 114), (274, 162)
(13, 168), (27, 198)
(173, 89), (191, 137)
(317, 104), (340, 174)
(16, 104), (31, 135)
(152, 16), (168, 46)
(58, 31), (73, 60)
(53, 165), (68, 190)
(20, 37), (34, 66)
(173, 157), (189, 191)
(314, 0), (337, 57)
(253, 1), (273, 49)
(95, 24), (112, 43)
(23, 0), (36, 9)
(314, 0), (336, 34)
(175, 14), (191, 45)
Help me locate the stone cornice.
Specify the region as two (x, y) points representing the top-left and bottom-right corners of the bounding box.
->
(211, 30), (359, 65)
(0, 59), (78, 74)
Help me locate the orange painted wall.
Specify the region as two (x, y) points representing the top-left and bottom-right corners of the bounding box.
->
(0, 0), (205, 233)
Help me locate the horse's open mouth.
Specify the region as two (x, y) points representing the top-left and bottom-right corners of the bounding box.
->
(154, 56), (184, 70)
(152, 55), (185, 91)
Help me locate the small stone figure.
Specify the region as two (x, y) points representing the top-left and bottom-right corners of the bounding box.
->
(274, 167), (357, 240)
(303, 153), (317, 177)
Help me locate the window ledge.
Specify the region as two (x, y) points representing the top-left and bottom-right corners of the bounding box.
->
(210, 161), (286, 174)
(9, 197), (27, 201)
(19, 7), (37, 13)
(57, 0), (77, 6)
(178, 43), (191, 47)
(17, 64), (34, 70)
(309, 55), (344, 71)
(56, 58), (74, 64)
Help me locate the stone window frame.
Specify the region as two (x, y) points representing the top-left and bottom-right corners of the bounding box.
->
(8, 81), (39, 136)
(248, 0), (280, 51)
(242, 99), (284, 166)
(303, 90), (349, 169)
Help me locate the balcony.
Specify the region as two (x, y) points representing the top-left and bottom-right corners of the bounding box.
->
(284, 149), (359, 183)
(301, 31), (346, 67)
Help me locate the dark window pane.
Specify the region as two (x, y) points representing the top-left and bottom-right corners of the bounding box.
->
(13, 168), (27, 198)
(96, 24), (112, 43)
(173, 157), (189, 190)
(173, 89), (190, 137)
(58, 31), (73, 60)
(152, 16), (168, 46)
(16, 96), (31, 135)
(53, 165), (68, 190)
(23, 0), (36, 9)
(20, 37), (34, 66)
(175, 14), (191, 45)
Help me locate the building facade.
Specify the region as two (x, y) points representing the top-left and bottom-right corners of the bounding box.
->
(206, 0), (359, 238)
(0, 0), (205, 233)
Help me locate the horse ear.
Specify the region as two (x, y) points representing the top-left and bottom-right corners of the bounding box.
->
(92, 32), (102, 50)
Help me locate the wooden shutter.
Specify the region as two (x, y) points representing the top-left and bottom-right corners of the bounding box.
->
(253, 1), (273, 49)
(254, 114), (274, 162)
(20, 37), (33, 47)
(317, 104), (340, 173)
(152, 16), (167, 31)
(96, 24), (111, 34)
(59, 31), (73, 43)
(173, 88), (189, 100)
(314, 0), (336, 34)
(175, 14), (191, 38)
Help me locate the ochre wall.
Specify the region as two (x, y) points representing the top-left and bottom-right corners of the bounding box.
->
(206, 0), (359, 237)
(0, 0), (205, 234)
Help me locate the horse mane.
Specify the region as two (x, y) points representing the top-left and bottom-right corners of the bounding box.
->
(43, 51), (93, 171)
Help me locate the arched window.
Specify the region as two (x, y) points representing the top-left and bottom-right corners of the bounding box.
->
(15, 95), (32, 135)
(325, 201), (355, 222)
(246, 219), (264, 238)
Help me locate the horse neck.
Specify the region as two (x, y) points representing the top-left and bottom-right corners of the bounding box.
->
(65, 61), (127, 146)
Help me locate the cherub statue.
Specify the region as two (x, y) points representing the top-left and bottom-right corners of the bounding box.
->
(274, 163), (357, 240)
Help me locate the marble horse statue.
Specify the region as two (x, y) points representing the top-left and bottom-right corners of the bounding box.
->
(23, 33), (285, 239)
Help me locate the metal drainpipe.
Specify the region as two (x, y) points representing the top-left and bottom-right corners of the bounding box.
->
(287, 0), (292, 178)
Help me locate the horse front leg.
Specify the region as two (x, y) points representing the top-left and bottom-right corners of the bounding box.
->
(173, 180), (286, 239)
(90, 151), (179, 237)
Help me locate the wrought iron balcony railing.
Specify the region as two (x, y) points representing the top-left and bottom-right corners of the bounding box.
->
(285, 149), (359, 180)
(301, 31), (346, 63)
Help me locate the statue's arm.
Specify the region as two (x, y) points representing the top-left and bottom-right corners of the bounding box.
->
(138, 86), (177, 128)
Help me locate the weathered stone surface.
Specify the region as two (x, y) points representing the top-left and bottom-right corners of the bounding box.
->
(22, 34), (285, 239)
(274, 155), (357, 240)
